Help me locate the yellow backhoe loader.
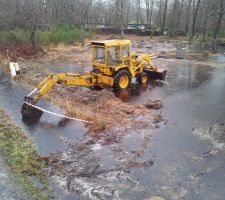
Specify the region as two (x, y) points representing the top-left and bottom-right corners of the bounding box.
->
(21, 40), (167, 120)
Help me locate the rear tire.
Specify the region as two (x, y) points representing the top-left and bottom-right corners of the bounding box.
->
(114, 69), (131, 91)
(137, 72), (150, 85)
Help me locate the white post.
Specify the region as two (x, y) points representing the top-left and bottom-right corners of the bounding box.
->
(9, 62), (20, 77)
(14, 63), (20, 74)
(9, 62), (16, 77)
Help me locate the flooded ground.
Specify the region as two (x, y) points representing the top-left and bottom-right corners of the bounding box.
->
(120, 57), (225, 200)
(0, 70), (87, 156)
(0, 39), (225, 199)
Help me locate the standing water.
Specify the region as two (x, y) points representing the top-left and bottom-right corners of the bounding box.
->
(1, 51), (225, 199)
(120, 55), (225, 200)
(0, 70), (87, 156)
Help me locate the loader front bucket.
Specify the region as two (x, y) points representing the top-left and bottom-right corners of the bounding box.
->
(144, 69), (167, 81)
(21, 102), (43, 121)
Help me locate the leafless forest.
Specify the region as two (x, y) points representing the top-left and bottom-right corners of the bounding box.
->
(0, 0), (224, 39)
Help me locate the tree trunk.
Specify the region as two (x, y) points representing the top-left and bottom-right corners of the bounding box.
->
(170, 0), (179, 37)
(202, 0), (209, 41)
(30, 25), (37, 56)
(149, 0), (154, 30)
(176, 0), (185, 30)
(185, 0), (192, 33)
(136, 0), (141, 31)
(161, 0), (168, 35)
(146, 0), (150, 25)
(157, 0), (163, 30)
(213, 0), (224, 39)
(191, 0), (201, 39)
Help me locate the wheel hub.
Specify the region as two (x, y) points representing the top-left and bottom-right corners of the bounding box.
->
(119, 75), (129, 89)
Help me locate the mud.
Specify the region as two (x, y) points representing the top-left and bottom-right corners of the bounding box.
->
(0, 43), (45, 60)
(0, 35), (225, 199)
(46, 124), (157, 199)
(145, 99), (163, 109)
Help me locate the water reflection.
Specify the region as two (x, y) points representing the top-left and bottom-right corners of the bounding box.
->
(0, 70), (86, 156)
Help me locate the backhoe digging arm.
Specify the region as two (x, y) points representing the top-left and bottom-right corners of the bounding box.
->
(25, 73), (94, 104)
(21, 72), (94, 120)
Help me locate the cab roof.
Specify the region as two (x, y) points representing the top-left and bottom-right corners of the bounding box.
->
(91, 40), (131, 47)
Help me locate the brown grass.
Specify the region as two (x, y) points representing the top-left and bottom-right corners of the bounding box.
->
(65, 100), (107, 132)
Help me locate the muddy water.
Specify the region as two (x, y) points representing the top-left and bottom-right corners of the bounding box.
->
(0, 70), (87, 156)
(1, 47), (225, 200)
(120, 56), (225, 199)
(0, 70), (86, 199)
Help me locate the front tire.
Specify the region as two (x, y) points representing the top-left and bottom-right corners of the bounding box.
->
(114, 69), (131, 91)
(137, 72), (150, 85)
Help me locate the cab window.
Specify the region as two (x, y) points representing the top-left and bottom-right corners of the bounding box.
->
(94, 47), (105, 63)
(107, 47), (120, 65)
(122, 46), (129, 58)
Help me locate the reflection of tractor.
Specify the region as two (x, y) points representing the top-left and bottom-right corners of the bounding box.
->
(21, 40), (167, 119)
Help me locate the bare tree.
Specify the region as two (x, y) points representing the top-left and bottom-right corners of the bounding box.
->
(176, 0), (185, 29)
(0, 0), (225, 40)
(115, 0), (130, 36)
(75, 0), (92, 46)
(213, 0), (225, 39)
(185, 0), (193, 34)
(201, 0), (210, 40)
(161, 0), (169, 35)
(146, 0), (151, 25)
(157, 0), (163, 30)
(145, 0), (155, 28)
(169, 0), (179, 37)
(191, 0), (202, 39)
(135, 0), (142, 27)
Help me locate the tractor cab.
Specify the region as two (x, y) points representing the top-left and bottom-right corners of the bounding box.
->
(90, 39), (167, 90)
(91, 40), (131, 76)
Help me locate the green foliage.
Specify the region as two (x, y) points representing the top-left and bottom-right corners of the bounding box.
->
(37, 23), (94, 45)
(0, 23), (94, 46)
(0, 29), (30, 44)
(37, 24), (79, 45)
(0, 128), (50, 200)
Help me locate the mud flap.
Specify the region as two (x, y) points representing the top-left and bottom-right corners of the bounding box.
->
(21, 102), (43, 121)
(144, 69), (167, 81)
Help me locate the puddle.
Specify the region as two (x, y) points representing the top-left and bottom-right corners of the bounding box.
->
(0, 70), (87, 156)
(208, 53), (225, 63)
(123, 133), (142, 152)
(118, 58), (225, 199)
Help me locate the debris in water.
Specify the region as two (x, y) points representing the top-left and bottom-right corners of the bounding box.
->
(145, 99), (163, 109)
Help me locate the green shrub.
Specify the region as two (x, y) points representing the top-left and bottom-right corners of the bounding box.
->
(0, 29), (30, 44)
(36, 23), (94, 45)
(0, 23), (94, 46)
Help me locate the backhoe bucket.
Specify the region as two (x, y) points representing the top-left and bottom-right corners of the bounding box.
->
(144, 69), (167, 81)
(21, 102), (43, 121)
